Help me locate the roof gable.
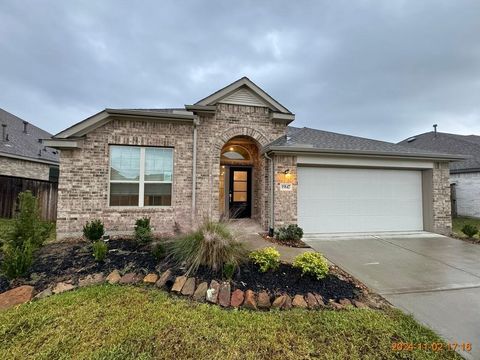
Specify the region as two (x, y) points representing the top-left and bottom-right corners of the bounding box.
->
(195, 77), (292, 114)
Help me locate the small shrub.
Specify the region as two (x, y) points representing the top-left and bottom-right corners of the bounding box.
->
(83, 219), (105, 242)
(249, 247), (280, 272)
(92, 241), (108, 262)
(462, 224), (478, 238)
(135, 217), (153, 245)
(168, 220), (248, 274)
(275, 224), (304, 243)
(152, 242), (166, 260)
(222, 262), (236, 280)
(1, 241), (34, 279)
(293, 252), (329, 280)
(1, 191), (48, 279)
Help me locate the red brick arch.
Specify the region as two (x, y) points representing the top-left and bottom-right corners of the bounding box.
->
(214, 126), (270, 150)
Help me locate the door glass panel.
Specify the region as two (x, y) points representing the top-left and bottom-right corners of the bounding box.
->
(233, 192), (247, 202)
(233, 171), (247, 181)
(233, 181), (247, 191)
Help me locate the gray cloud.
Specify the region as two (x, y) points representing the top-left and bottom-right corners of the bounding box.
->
(1, 0), (479, 142)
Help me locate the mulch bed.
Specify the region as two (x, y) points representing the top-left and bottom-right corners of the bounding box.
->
(260, 233), (310, 248)
(0, 238), (382, 305)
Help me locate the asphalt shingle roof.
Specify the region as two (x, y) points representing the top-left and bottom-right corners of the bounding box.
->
(268, 126), (461, 159)
(0, 108), (59, 163)
(398, 132), (480, 172)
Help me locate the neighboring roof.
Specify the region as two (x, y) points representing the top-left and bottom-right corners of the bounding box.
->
(194, 77), (292, 114)
(265, 126), (466, 160)
(0, 108), (59, 164)
(398, 131), (480, 172)
(53, 108), (195, 139)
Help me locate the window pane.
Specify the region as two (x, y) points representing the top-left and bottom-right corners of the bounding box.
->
(233, 192), (247, 202)
(144, 183), (172, 206)
(234, 181), (247, 191)
(145, 148), (173, 181)
(110, 183), (139, 206)
(110, 146), (140, 181)
(233, 171), (247, 181)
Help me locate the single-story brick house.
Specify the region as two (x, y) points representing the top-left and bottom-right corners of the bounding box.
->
(399, 129), (480, 218)
(44, 77), (463, 239)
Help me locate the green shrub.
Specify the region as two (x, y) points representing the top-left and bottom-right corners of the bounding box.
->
(92, 241), (108, 262)
(135, 217), (153, 245)
(83, 219), (105, 242)
(293, 252), (329, 280)
(1, 191), (49, 279)
(222, 262), (236, 280)
(168, 221), (247, 274)
(1, 241), (34, 279)
(462, 224), (478, 238)
(249, 247), (280, 272)
(152, 242), (166, 260)
(275, 224), (303, 243)
(8, 191), (51, 248)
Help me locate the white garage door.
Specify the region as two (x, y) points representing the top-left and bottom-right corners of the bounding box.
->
(297, 167), (424, 233)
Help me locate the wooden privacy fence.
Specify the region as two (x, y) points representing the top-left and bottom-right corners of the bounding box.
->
(0, 175), (58, 221)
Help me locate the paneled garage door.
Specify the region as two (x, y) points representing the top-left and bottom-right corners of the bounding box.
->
(297, 167), (424, 233)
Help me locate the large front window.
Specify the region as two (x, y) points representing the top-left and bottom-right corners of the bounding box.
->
(109, 145), (173, 207)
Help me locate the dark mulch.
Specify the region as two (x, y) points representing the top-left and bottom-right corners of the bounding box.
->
(0, 239), (363, 302)
(260, 233), (310, 248)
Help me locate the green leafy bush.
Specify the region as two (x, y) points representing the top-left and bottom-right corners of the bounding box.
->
(168, 221), (247, 274)
(275, 224), (304, 243)
(222, 262), (236, 280)
(249, 247), (280, 272)
(92, 241), (108, 262)
(293, 252), (329, 280)
(83, 219), (105, 242)
(1, 191), (50, 279)
(135, 217), (153, 245)
(2, 241), (34, 279)
(462, 224), (478, 238)
(152, 242), (166, 260)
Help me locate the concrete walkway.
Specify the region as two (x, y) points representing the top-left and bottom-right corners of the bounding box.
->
(305, 232), (480, 360)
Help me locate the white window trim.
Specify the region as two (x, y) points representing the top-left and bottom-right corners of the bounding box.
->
(108, 146), (173, 208)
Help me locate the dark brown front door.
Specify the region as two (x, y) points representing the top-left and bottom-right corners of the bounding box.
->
(229, 167), (252, 218)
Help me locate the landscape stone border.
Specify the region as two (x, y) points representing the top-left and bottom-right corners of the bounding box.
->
(0, 269), (372, 311)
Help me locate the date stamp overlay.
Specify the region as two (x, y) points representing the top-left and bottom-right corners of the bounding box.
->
(392, 342), (472, 353)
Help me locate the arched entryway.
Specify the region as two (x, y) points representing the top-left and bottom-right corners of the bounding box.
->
(219, 136), (263, 220)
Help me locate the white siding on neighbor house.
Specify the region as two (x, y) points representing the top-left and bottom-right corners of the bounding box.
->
(451, 172), (480, 218)
(219, 87), (270, 107)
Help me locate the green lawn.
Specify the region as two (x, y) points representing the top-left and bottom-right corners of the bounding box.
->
(0, 286), (461, 360)
(452, 216), (480, 239)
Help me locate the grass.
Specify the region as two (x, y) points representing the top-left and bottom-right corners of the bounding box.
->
(452, 216), (480, 239)
(0, 286), (461, 360)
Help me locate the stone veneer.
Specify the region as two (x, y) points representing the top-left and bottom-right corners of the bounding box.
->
(0, 156), (54, 181)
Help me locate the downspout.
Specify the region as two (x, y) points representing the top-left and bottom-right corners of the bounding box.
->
(192, 116), (199, 222)
(264, 152), (275, 237)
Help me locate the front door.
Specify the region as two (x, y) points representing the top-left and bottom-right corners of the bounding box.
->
(229, 167), (252, 218)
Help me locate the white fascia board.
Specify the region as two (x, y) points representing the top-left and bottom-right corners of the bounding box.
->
(42, 139), (83, 149)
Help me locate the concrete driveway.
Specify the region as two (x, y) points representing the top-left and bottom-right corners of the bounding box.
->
(305, 232), (480, 360)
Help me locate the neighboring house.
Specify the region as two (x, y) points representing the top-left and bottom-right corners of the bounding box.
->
(44, 77), (462, 239)
(399, 130), (480, 218)
(0, 108), (60, 219)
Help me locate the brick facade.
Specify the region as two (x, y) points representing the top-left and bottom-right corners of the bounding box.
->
(0, 156), (53, 181)
(432, 162), (452, 235)
(55, 101), (453, 238)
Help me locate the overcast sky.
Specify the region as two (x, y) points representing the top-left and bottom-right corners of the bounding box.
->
(1, 0), (479, 142)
